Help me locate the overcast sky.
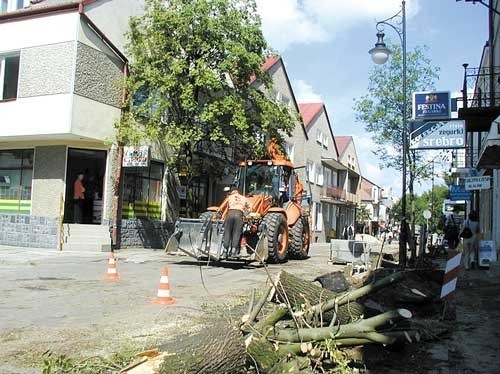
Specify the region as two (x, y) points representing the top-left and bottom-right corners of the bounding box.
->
(255, 0), (488, 197)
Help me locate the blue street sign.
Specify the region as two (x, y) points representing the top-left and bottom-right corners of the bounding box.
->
(449, 185), (472, 201)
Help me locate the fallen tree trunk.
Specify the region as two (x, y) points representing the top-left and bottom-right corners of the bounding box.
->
(159, 324), (246, 374)
(274, 309), (412, 343)
(273, 270), (364, 325)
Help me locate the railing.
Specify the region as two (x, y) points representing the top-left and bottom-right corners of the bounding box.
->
(346, 192), (359, 204)
(322, 186), (346, 200)
(461, 65), (500, 109)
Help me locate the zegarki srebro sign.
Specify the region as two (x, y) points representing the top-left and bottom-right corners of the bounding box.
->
(409, 120), (466, 150)
(413, 91), (451, 120)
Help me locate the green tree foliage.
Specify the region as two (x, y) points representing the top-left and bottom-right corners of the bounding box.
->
(356, 203), (371, 224)
(391, 184), (448, 230)
(119, 0), (296, 165)
(354, 44), (439, 257)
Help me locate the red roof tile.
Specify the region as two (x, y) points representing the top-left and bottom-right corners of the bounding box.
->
(334, 136), (352, 156)
(298, 103), (324, 127)
(249, 55), (281, 84)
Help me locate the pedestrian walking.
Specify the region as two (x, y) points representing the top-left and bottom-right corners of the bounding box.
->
(73, 172), (85, 224)
(461, 210), (480, 270)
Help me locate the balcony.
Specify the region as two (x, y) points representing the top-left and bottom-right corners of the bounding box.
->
(458, 65), (500, 132)
(322, 186), (346, 201)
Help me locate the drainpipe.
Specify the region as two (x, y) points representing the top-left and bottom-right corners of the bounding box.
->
(111, 62), (129, 249)
(489, 1), (495, 107)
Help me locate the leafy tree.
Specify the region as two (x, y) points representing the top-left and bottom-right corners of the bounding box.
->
(119, 0), (295, 165)
(353, 44), (439, 259)
(356, 203), (371, 233)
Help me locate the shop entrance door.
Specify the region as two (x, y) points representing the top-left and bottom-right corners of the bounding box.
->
(64, 148), (107, 224)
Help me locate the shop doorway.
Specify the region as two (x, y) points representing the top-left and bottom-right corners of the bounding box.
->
(64, 148), (107, 224)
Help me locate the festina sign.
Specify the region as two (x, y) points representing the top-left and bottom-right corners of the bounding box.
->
(413, 91), (451, 120)
(465, 176), (491, 190)
(122, 146), (150, 167)
(409, 120), (466, 150)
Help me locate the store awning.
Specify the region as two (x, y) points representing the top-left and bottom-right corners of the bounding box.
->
(477, 118), (500, 169)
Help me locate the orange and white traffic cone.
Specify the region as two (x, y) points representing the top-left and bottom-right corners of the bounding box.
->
(103, 252), (120, 280)
(151, 266), (176, 305)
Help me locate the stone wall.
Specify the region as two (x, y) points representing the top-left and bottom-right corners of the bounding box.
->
(0, 214), (58, 249)
(32, 146), (67, 218)
(120, 219), (172, 249)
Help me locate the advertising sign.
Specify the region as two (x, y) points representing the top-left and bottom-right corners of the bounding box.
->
(122, 146), (150, 167)
(479, 240), (497, 267)
(449, 185), (472, 201)
(409, 120), (466, 150)
(413, 91), (451, 120)
(465, 176), (491, 191)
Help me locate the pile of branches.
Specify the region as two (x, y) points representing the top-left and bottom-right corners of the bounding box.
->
(159, 269), (449, 373)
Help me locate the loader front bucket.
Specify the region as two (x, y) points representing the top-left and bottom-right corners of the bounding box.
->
(165, 217), (225, 261)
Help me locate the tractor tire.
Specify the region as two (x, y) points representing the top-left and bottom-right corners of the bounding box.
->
(289, 218), (310, 260)
(263, 212), (289, 263)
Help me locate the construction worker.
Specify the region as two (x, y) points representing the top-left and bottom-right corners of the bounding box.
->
(218, 189), (251, 257)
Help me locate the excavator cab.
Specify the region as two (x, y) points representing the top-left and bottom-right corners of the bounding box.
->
(236, 161), (294, 208)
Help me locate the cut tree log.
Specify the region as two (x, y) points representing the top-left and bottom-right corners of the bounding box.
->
(311, 271), (405, 317)
(159, 324), (246, 374)
(274, 309), (412, 343)
(273, 270), (364, 325)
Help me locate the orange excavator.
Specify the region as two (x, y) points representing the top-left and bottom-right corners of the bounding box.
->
(166, 139), (311, 263)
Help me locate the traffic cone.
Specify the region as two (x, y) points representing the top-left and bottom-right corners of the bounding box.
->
(151, 266), (176, 305)
(103, 252), (120, 280)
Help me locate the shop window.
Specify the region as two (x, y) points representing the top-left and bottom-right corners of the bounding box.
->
(0, 53), (20, 100)
(0, 149), (33, 214)
(122, 161), (164, 220)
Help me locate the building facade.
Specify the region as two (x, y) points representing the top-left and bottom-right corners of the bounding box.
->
(0, 0), (167, 250)
(456, 0), (500, 253)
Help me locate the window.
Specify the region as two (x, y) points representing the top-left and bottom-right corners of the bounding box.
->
(284, 142), (294, 163)
(1, 0), (26, 13)
(323, 134), (329, 149)
(313, 202), (323, 231)
(306, 160), (315, 183)
(316, 129), (322, 144)
(273, 90), (282, 103)
(324, 168), (331, 187)
(0, 53), (20, 100)
(122, 161), (164, 220)
(0, 149), (33, 214)
(315, 164), (324, 186)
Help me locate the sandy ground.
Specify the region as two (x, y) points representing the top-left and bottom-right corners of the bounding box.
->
(1, 240), (499, 373)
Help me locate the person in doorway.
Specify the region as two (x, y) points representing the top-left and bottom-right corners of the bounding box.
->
(73, 172), (85, 224)
(348, 224), (354, 240)
(342, 225), (348, 240)
(84, 175), (98, 224)
(461, 210), (480, 270)
(218, 189), (251, 258)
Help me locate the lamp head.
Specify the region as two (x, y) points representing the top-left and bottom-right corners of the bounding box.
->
(369, 32), (392, 65)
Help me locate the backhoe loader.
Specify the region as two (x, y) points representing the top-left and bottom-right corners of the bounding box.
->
(166, 157), (311, 264)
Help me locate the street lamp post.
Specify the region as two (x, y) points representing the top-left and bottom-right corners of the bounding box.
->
(369, 1), (407, 268)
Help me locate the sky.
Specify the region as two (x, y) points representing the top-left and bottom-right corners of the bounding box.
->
(254, 0), (489, 198)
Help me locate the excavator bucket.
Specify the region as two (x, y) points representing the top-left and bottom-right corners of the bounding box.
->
(165, 216), (225, 261)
